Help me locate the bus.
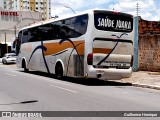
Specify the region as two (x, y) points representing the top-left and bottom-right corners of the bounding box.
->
(15, 9), (134, 80)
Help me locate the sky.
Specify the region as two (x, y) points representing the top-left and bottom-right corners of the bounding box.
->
(51, 0), (160, 21)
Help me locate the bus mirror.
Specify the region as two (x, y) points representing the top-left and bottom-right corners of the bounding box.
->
(13, 38), (17, 48)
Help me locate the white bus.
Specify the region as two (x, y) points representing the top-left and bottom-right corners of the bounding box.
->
(15, 9), (134, 80)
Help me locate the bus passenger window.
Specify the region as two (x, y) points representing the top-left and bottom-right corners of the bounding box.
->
(22, 29), (29, 43)
(28, 28), (38, 42)
(74, 15), (88, 36)
(50, 22), (61, 39)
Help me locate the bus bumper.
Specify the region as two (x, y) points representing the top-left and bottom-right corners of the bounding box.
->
(87, 66), (132, 80)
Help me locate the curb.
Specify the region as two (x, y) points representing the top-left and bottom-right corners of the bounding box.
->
(132, 83), (160, 90)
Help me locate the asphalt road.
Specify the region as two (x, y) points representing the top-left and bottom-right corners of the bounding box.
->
(0, 64), (160, 120)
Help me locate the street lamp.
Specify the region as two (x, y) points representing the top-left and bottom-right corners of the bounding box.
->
(64, 5), (76, 14)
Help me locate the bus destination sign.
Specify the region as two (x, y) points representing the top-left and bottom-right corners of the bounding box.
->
(94, 11), (133, 32)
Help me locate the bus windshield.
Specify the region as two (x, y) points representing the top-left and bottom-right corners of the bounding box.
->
(94, 10), (133, 32)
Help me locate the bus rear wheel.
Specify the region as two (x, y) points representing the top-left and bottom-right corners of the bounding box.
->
(55, 63), (63, 79)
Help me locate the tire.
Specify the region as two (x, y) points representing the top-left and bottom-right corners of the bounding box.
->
(23, 60), (29, 72)
(2, 59), (7, 64)
(55, 63), (63, 79)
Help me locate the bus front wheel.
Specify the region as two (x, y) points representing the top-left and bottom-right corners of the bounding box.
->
(22, 60), (29, 72)
(55, 63), (63, 79)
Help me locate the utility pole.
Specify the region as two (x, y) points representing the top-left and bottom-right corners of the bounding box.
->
(136, 3), (140, 17)
(133, 3), (140, 72)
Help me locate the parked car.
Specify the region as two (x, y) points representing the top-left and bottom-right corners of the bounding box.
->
(2, 53), (16, 64)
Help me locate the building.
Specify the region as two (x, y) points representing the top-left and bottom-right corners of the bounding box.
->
(0, 7), (42, 57)
(0, 0), (51, 20)
(0, 0), (51, 57)
(133, 16), (160, 72)
(138, 17), (160, 72)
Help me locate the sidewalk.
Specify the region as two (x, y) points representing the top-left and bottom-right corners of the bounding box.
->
(120, 71), (160, 90)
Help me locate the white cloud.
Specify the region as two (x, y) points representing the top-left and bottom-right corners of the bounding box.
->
(51, 0), (79, 18)
(51, 0), (113, 18)
(152, 16), (159, 21)
(51, 0), (160, 21)
(109, 0), (160, 21)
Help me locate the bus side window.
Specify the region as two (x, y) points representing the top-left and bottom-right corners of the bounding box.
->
(41, 24), (52, 40)
(64, 19), (72, 38)
(70, 17), (80, 37)
(22, 29), (29, 43)
(60, 20), (66, 39)
(28, 28), (38, 42)
(61, 26), (71, 38)
(50, 22), (61, 40)
(74, 15), (88, 36)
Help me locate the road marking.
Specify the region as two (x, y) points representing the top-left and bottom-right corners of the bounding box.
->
(123, 92), (129, 94)
(12, 70), (71, 87)
(6, 73), (16, 77)
(49, 80), (70, 86)
(50, 85), (78, 93)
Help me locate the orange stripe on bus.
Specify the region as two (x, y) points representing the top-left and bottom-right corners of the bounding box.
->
(93, 48), (112, 54)
(43, 40), (85, 56)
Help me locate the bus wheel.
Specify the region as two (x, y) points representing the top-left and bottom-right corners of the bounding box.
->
(22, 60), (29, 72)
(55, 63), (63, 79)
(2, 59), (7, 64)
